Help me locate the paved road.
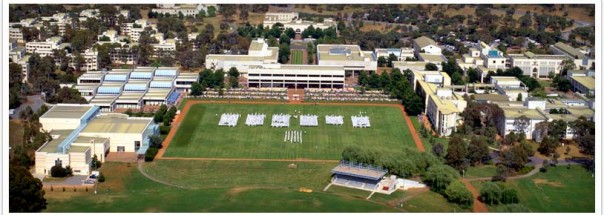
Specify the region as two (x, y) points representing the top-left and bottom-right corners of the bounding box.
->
(11, 95), (45, 119)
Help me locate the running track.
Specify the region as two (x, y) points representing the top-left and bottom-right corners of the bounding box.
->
(155, 100), (425, 160)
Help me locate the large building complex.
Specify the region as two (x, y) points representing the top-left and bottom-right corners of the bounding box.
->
(550, 42), (595, 69)
(206, 38), (279, 75)
(75, 67), (196, 111)
(508, 51), (567, 78)
(247, 64), (345, 88)
(35, 104), (158, 176)
(263, 12), (335, 31)
(316, 44), (377, 72)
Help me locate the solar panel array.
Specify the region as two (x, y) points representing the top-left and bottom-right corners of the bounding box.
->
(154, 69), (178, 77)
(97, 86), (122, 94)
(124, 83), (148, 91)
(150, 81), (173, 88)
(104, 74), (128, 82)
(130, 72), (153, 79)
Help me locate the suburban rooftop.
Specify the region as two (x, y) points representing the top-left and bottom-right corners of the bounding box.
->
(41, 105), (95, 119)
(81, 114), (152, 134)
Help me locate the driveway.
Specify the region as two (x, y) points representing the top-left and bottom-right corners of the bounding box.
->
(11, 95), (45, 119)
(43, 175), (88, 186)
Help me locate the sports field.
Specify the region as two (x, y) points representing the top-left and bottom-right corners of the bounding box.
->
(291, 49), (304, 64)
(163, 103), (415, 160)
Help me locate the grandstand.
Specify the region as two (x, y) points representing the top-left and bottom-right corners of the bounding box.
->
(330, 161), (387, 192)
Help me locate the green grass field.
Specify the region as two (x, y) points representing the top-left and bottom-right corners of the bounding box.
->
(471, 165), (595, 212)
(164, 103), (416, 159)
(45, 162), (400, 212)
(291, 49), (304, 64)
(465, 165), (497, 178)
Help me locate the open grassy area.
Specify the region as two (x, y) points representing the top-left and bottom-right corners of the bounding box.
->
(402, 189), (471, 212)
(471, 165), (595, 212)
(45, 162), (399, 212)
(538, 80), (552, 88)
(291, 49), (304, 64)
(164, 103), (416, 159)
(465, 165), (497, 179)
(408, 116), (449, 153)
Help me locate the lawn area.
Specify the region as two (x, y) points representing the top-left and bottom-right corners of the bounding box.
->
(45, 162), (399, 212)
(291, 49), (304, 64)
(408, 116), (449, 153)
(538, 80), (552, 88)
(402, 189), (471, 212)
(465, 165), (497, 179)
(164, 103), (416, 159)
(470, 165), (595, 212)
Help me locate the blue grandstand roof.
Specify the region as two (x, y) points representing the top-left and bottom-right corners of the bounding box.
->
(166, 90), (180, 105)
(331, 161), (387, 181)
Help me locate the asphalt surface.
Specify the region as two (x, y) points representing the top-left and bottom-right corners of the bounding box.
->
(11, 95), (46, 119)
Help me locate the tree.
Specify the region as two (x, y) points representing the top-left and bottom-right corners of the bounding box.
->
(423, 164), (460, 194)
(206, 6), (217, 17)
(190, 82), (203, 97)
(432, 143), (445, 158)
(467, 136), (489, 165)
(387, 54), (398, 67)
(97, 172), (106, 182)
(377, 56), (387, 67)
(50, 164), (67, 177)
(500, 188), (519, 204)
(228, 67), (240, 78)
(516, 93), (523, 101)
(444, 180), (474, 208)
(229, 76), (239, 88)
(278, 44), (290, 63)
(91, 154), (101, 169)
(9, 164), (47, 212)
(492, 164), (510, 182)
(425, 63), (438, 71)
(480, 181), (502, 205)
(501, 144), (529, 171)
(149, 135), (163, 149)
(538, 136), (559, 155)
(446, 135), (468, 171)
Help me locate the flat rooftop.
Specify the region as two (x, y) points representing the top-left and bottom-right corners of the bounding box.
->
(81, 115), (151, 134)
(419, 53), (446, 63)
(471, 94), (511, 102)
(69, 146), (90, 153)
(38, 129), (74, 153)
(331, 163), (387, 180)
(570, 76), (595, 90)
(72, 136), (109, 144)
(41, 105), (95, 119)
(206, 47), (278, 61)
(502, 107), (546, 120)
(317, 44), (374, 62)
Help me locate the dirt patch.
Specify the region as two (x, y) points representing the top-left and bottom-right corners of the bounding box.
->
(533, 179), (563, 187)
(226, 186), (280, 196)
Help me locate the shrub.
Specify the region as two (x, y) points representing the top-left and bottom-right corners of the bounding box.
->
(50, 165), (67, 177)
(444, 180), (474, 208)
(423, 164), (460, 194)
(517, 166), (534, 175)
(500, 188), (519, 204)
(479, 181), (502, 205)
(97, 173), (105, 183)
(145, 148), (159, 162)
(159, 126), (171, 135)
